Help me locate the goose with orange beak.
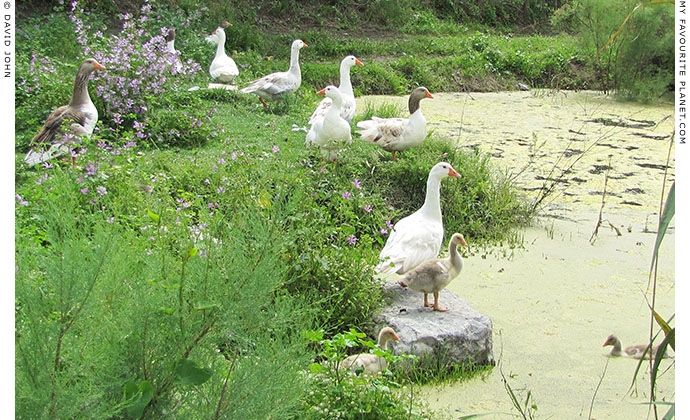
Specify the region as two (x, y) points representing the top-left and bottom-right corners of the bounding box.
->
(240, 39), (307, 110)
(357, 86), (434, 161)
(309, 55), (363, 124)
(398, 233), (469, 311)
(376, 162), (461, 275)
(209, 22), (239, 83)
(24, 57), (105, 166)
(305, 85), (352, 161)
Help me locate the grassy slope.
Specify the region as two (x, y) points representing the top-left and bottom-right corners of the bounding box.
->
(14, 6), (539, 418)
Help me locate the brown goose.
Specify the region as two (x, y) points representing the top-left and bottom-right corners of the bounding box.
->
(340, 327), (400, 374)
(24, 58), (104, 166)
(356, 87), (433, 161)
(602, 334), (671, 359)
(398, 233), (468, 312)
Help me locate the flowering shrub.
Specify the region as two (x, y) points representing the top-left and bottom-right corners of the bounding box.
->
(69, 1), (202, 118)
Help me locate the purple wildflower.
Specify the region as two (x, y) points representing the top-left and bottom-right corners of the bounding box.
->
(381, 228), (388, 235)
(352, 178), (362, 189)
(96, 186), (107, 196)
(364, 204), (372, 213)
(80, 188), (89, 195)
(342, 191), (351, 200)
(272, 145), (280, 153)
(347, 235), (357, 246)
(15, 194), (28, 206)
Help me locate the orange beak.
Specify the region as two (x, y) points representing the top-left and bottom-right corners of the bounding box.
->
(355, 58), (364, 66)
(211, 30), (216, 35)
(426, 91), (434, 99)
(303, 42), (308, 47)
(316, 88), (326, 95)
(94, 61), (105, 70)
(460, 237), (468, 247)
(448, 167), (460, 178)
(392, 332), (401, 341)
(225, 21), (232, 27)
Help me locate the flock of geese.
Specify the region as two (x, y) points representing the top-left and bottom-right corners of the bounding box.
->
(20, 21), (670, 373)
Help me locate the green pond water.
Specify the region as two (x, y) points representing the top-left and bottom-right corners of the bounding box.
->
(357, 91), (675, 419)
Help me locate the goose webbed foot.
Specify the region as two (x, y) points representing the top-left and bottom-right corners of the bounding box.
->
(432, 292), (448, 312)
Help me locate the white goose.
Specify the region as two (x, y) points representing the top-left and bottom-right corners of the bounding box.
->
(166, 28), (183, 72)
(209, 23), (239, 83)
(305, 86), (352, 161)
(357, 87), (433, 161)
(204, 21), (230, 45)
(376, 162), (461, 275)
(240, 39), (307, 110)
(24, 58), (104, 167)
(340, 327), (400, 374)
(308, 55), (363, 124)
(398, 233), (468, 311)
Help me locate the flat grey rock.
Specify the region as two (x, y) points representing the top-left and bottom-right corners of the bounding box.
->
(375, 278), (494, 366)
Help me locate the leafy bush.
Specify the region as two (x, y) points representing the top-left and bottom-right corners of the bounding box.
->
(299, 329), (430, 420)
(69, 1), (202, 118)
(15, 164), (317, 419)
(565, 0), (673, 101)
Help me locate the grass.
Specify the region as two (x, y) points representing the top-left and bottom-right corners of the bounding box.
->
(15, 86), (529, 418)
(13, 4), (541, 418)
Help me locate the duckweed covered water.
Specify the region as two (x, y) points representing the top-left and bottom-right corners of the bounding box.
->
(357, 91), (675, 419)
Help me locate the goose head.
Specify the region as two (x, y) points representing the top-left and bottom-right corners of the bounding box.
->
(450, 233), (468, 247)
(430, 162), (461, 180)
(292, 39), (308, 50)
(602, 334), (620, 347)
(316, 85), (342, 102)
(166, 28), (176, 42)
(408, 86), (433, 113)
(342, 55), (364, 68)
(81, 58), (105, 73)
(212, 24), (231, 42)
(377, 327), (401, 347)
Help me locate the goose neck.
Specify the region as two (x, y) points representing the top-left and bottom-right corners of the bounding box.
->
(215, 34), (227, 58)
(419, 175), (442, 220)
(167, 40), (176, 53)
(69, 68), (92, 107)
(409, 95), (423, 114)
(338, 63), (353, 97)
(449, 241), (464, 274)
(327, 94), (343, 115)
(288, 47), (301, 77)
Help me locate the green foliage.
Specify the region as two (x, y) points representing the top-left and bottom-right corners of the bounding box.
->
(15, 4), (544, 418)
(567, 0), (673, 101)
(15, 165), (316, 419)
(358, 102), (406, 121)
(301, 329), (429, 419)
